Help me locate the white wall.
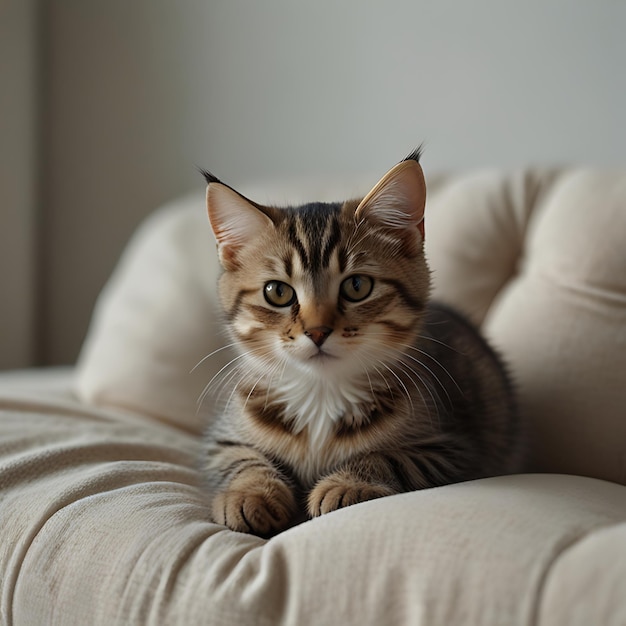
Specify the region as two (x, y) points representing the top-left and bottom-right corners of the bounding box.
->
(11, 0), (626, 364)
(0, 0), (38, 369)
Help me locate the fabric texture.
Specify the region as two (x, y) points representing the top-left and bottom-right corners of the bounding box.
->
(2, 167), (626, 625)
(1, 376), (626, 625)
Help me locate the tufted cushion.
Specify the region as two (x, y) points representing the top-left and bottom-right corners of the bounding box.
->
(77, 168), (626, 484)
(426, 169), (626, 483)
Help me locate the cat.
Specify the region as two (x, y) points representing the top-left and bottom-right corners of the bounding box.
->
(200, 149), (521, 536)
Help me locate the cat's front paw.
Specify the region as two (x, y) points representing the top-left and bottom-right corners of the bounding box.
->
(212, 480), (297, 536)
(308, 474), (395, 517)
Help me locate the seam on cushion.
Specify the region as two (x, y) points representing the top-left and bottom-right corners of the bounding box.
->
(529, 268), (626, 307)
(481, 170), (564, 306)
(481, 169), (565, 329)
(510, 169), (565, 251)
(512, 170), (557, 239)
(511, 169), (567, 280)
(529, 521), (623, 626)
(520, 169), (567, 238)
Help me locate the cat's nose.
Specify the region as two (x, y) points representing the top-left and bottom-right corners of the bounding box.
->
(304, 326), (333, 347)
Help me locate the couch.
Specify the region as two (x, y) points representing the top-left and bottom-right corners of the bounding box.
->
(1, 167), (625, 625)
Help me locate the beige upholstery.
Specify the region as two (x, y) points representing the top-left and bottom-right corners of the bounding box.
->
(426, 169), (626, 483)
(2, 168), (626, 625)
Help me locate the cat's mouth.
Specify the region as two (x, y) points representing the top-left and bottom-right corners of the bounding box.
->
(308, 350), (337, 362)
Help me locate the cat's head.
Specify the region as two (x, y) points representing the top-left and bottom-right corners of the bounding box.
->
(204, 154), (430, 381)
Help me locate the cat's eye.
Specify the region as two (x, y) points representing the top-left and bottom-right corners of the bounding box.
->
(340, 275), (374, 302)
(264, 281), (297, 307)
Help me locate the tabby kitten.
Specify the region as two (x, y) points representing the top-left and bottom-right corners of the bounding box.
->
(201, 151), (520, 536)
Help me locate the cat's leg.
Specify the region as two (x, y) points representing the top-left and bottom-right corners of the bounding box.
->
(207, 444), (298, 535)
(308, 453), (402, 517)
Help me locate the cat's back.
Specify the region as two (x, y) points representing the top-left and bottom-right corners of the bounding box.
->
(415, 301), (523, 475)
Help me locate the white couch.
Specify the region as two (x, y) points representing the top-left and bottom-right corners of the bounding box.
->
(1, 168), (625, 625)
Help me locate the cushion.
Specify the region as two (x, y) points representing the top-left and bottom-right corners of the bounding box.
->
(76, 193), (227, 433)
(2, 375), (626, 625)
(76, 168), (626, 484)
(426, 169), (626, 482)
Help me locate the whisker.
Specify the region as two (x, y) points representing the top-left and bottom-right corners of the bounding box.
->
(218, 348), (278, 416)
(207, 360), (247, 409)
(403, 344), (464, 396)
(190, 342), (240, 374)
(195, 341), (277, 411)
(376, 346), (439, 428)
(356, 346), (395, 399)
(395, 358), (438, 425)
(196, 352), (249, 408)
(399, 349), (455, 407)
(223, 376), (245, 416)
(379, 361), (414, 414)
(415, 334), (463, 354)
(242, 370), (271, 414)
(196, 365), (241, 415)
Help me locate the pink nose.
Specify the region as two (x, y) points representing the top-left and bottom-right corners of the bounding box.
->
(305, 326), (333, 347)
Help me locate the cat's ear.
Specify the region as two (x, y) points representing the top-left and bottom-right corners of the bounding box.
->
(206, 182), (274, 270)
(355, 159), (426, 243)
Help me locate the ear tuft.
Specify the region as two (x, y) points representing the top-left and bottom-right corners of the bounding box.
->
(206, 183), (273, 270)
(402, 144), (424, 165)
(198, 167), (223, 186)
(355, 158), (426, 240)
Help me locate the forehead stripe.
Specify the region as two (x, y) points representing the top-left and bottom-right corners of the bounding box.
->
(282, 254), (293, 278)
(287, 221), (309, 269)
(321, 214), (342, 269)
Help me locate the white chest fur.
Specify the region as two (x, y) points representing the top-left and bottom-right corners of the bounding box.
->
(275, 362), (372, 450)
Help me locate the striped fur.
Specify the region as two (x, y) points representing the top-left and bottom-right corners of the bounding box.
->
(201, 156), (521, 535)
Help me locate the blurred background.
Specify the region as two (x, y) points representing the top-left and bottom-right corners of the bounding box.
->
(1, 0), (624, 370)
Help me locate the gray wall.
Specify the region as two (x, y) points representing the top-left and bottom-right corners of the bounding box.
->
(0, 0), (38, 369)
(2, 1), (625, 367)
